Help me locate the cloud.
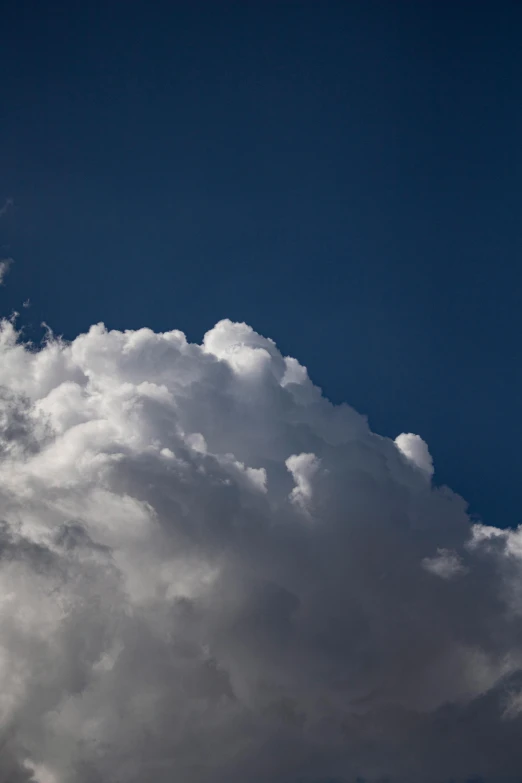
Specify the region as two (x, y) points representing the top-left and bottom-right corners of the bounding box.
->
(0, 316), (521, 782)
(395, 432), (434, 477)
(422, 548), (468, 579)
(0, 197), (13, 218)
(0, 258), (13, 285)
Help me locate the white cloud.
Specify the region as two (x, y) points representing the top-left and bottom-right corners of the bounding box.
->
(422, 548), (468, 579)
(0, 317), (520, 782)
(286, 452), (320, 511)
(395, 431), (434, 477)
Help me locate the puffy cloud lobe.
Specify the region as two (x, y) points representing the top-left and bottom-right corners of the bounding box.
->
(0, 317), (521, 782)
(422, 548), (468, 580)
(395, 432), (434, 478)
(286, 452), (320, 512)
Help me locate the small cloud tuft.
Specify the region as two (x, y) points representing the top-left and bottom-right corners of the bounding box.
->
(395, 431), (434, 477)
(0, 196), (13, 218)
(422, 548), (468, 579)
(0, 258), (13, 285)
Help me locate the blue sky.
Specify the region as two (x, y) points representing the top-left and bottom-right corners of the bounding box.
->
(2, 2), (522, 528)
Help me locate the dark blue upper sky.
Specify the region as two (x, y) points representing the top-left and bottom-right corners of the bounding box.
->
(1, 1), (521, 528)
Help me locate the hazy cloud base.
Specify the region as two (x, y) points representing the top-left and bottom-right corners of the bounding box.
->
(0, 316), (521, 783)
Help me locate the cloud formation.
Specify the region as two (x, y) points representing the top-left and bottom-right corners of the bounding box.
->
(0, 317), (521, 782)
(0, 258), (12, 285)
(0, 197), (13, 218)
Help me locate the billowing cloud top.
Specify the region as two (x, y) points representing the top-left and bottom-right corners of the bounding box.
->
(0, 317), (521, 783)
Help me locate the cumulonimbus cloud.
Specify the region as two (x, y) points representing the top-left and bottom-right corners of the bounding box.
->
(0, 316), (521, 783)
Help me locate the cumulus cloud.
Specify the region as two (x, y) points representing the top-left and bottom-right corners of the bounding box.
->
(395, 432), (434, 477)
(0, 316), (521, 782)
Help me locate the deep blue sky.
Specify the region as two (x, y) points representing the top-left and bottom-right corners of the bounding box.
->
(1, 1), (521, 529)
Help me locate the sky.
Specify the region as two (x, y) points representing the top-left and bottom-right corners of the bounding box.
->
(2, 0), (522, 528)
(1, 2), (522, 782)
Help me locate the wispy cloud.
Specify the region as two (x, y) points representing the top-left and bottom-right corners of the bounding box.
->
(0, 258), (13, 285)
(0, 197), (13, 218)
